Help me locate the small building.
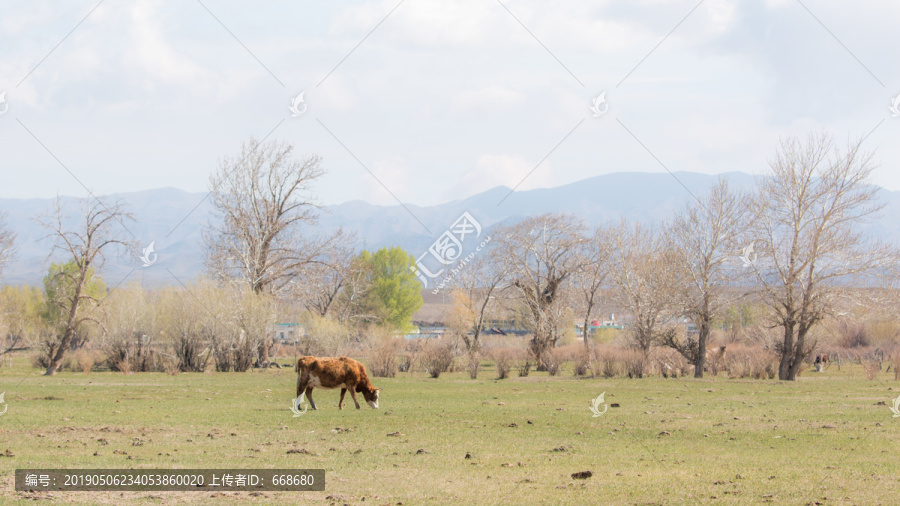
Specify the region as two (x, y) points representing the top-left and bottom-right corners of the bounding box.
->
(404, 326), (445, 339)
(273, 323), (302, 344)
(578, 316), (625, 336)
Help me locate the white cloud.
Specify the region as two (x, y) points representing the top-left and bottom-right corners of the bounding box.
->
(452, 86), (525, 111)
(704, 0), (738, 34)
(313, 75), (358, 113)
(764, 0), (792, 8)
(452, 153), (556, 198)
(333, 0), (497, 47)
(3, 0), (900, 205)
(128, 0), (209, 88)
(359, 157), (414, 206)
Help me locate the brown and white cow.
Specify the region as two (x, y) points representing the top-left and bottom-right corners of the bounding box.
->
(295, 356), (380, 410)
(814, 354), (829, 372)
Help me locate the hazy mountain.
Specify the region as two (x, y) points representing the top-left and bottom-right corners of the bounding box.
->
(2, 172), (899, 287)
(0, 188), (211, 287)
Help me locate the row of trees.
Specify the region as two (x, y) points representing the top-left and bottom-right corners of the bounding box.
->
(445, 134), (899, 380)
(0, 138), (425, 375)
(1, 134), (896, 381)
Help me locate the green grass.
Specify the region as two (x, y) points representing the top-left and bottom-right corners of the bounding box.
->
(1, 357), (899, 504)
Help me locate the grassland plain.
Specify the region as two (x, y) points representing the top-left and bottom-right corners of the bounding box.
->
(1, 357), (899, 505)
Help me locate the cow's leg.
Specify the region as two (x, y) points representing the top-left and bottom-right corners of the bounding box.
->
(348, 383), (361, 409)
(297, 370), (312, 399)
(339, 388), (347, 410)
(305, 386), (318, 410)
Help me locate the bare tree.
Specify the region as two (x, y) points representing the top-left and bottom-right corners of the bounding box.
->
(0, 211), (14, 279)
(100, 282), (160, 372)
(38, 197), (134, 375)
(448, 243), (506, 352)
(204, 138), (326, 296)
(545, 280), (575, 349)
(663, 179), (745, 377)
(494, 214), (586, 367)
(236, 289), (279, 369)
(749, 134), (899, 380)
(610, 220), (681, 356)
(573, 225), (614, 351)
(158, 285), (211, 373)
(293, 228), (357, 317)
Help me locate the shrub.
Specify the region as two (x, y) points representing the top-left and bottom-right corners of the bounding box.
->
(514, 348), (532, 377)
(74, 349), (102, 373)
(172, 330), (209, 372)
(369, 338), (401, 378)
(862, 359), (880, 380)
(572, 348), (591, 376)
(106, 333), (162, 373)
(592, 346), (619, 378)
(231, 331), (256, 373)
(466, 352), (482, 379)
(836, 320), (870, 348)
(724, 345), (779, 379)
(31, 351), (48, 369)
(118, 356), (134, 374)
(300, 314), (355, 357)
(862, 350), (883, 380)
(422, 341), (454, 378)
(743, 325), (780, 351)
(516, 359), (531, 377)
(622, 349), (647, 378)
(399, 338), (424, 373)
(32, 345), (75, 372)
(544, 348), (562, 376)
(869, 321), (900, 347)
(32, 334), (65, 370)
(651, 347), (690, 378)
(492, 348), (515, 379)
(211, 333), (235, 372)
(162, 356), (180, 376)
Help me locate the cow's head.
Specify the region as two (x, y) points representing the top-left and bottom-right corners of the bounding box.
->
(360, 386), (381, 409)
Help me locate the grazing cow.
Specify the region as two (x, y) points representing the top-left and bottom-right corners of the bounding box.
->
(815, 354), (829, 372)
(295, 356), (380, 410)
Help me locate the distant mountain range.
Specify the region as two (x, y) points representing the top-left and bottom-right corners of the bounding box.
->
(3, 171), (900, 287)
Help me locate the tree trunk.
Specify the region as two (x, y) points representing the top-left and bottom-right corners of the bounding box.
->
(637, 327), (652, 357)
(471, 327), (481, 353)
(530, 338), (544, 370)
(45, 280), (85, 376)
(582, 291), (595, 352)
(583, 316), (591, 351)
(45, 327), (75, 376)
(461, 333), (472, 351)
(530, 324), (552, 370)
(257, 337), (271, 367)
(694, 321), (709, 378)
(778, 323), (795, 380)
(785, 324), (809, 380)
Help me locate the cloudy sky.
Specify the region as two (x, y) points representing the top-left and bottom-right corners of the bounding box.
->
(1, 0), (898, 207)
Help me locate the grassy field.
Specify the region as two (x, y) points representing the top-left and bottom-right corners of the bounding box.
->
(1, 356), (899, 505)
